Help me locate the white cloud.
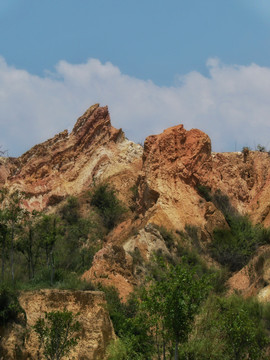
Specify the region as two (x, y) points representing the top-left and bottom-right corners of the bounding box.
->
(1, 56), (270, 156)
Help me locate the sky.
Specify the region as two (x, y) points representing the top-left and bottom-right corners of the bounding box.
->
(1, 0), (270, 156)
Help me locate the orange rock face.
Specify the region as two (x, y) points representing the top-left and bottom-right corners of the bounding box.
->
(137, 124), (219, 232)
(82, 244), (134, 301)
(137, 125), (270, 232)
(2, 104), (143, 210)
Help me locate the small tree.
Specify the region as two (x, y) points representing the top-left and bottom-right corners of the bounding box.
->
(33, 309), (81, 360)
(142, 260), (212, 360)
(37, 215), (62, 285)
(0, 188), (25, 284)
(256, 144), (266, 152)
(16, 210), (43, 280)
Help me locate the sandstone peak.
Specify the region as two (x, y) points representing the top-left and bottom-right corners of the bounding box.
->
(1, 104), (143, 210)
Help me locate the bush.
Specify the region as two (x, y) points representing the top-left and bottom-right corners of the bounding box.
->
(196, 184), (212, 202)
(0, 284), (25, 325)
(210, 216), (270, 271)
(100, 285), (154, 359)
(107, 337), (144, 360)
(59, 196), (80, 225)
(257, 144), (266, 152)
(157, 226), (175, 250)
(212, 189), (237, 221)
(185, 224), (201, 252)
(90, 183), (126, 230)
(180, 295), (269, 360)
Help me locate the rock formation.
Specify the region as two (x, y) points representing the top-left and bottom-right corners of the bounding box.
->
(1, 104), (142, 211)
(0, 290), (115, 360)
(2, 103), (270, 322)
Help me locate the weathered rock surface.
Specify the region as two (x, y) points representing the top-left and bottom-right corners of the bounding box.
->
(2, 104), (142, 210)
(137, 125), (270, 232)
(82, 244), (134, 302)
(0, 290), (115, 360)
(227, 246), (270, 299)
(137, 124), (227, 235)
(3, 104), (270, 232)
(210, 151), (270, 226)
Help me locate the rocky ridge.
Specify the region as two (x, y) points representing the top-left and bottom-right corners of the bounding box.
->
(0, 104), (142, 211)
(2, 104), (270, 314)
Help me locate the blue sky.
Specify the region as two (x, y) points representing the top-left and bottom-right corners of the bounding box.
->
(1, 0), (270, 155)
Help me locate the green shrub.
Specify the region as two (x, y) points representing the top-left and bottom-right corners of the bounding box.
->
(196, 184), (212, 202)
(59, 196), (80, 225)
(257, 144), (266, 152)
(0, 284), (25, 325)
(130, 247), (144, 266)
(107, 337), (144, 360)
(212, 189), (238, 220)
(185, 224), (201, 252)
(157, 226), (175, 250)
(210, 216), (270, 271)
(180, 295), (269, 360)
(90, 183), (126, 230)
(129, 185), (139, 212)
(100, 285), (154, 359)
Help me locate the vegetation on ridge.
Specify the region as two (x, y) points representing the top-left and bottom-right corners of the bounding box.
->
(2, 181), (270, 359)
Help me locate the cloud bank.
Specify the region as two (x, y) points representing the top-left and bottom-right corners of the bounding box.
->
(1, 56), (270, 156)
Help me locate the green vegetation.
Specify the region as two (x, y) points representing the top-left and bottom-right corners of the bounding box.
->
(257, 144), (266, 152)
(196, 184), (212, 202)
(0, 284), (25, 325)
(179, 295), (269, 360)
(102, 285), (153, 360)
(1, 181), (270, 359)
(210, 215), (270, 271)
(34, 309), (81, 360)
(157, 226), (175, 250)
(90, 183), (127, 230)
(142, 260), (212, 360)
(195, 186), (270, 271)
(0, 188), (107, 290)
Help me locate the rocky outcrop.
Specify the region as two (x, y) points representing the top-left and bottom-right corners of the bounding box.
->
(137, 125), (225, 234)
(3, 104), (270, 231)
(210, 151), (270, 225)
(0, 290), (115, 360)
(82, 244), (134, 302)
(2, 104), (143, 210)
(227, 246), (270, 302)
(137, 124), (270, 232)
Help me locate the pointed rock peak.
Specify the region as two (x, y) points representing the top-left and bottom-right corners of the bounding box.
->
(71, 103), (110, 136)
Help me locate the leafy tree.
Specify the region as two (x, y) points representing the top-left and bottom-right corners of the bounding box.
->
(16, 210), (42, 280)
(101, 285), (154, 359)
(37, 215), (62, 285)
(0, 209), (8, 281)
(142, 260), (212, 360)
(33, 309), (81, 360)
(179, 295), (269, 360)
(0, 189), (26, 284)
